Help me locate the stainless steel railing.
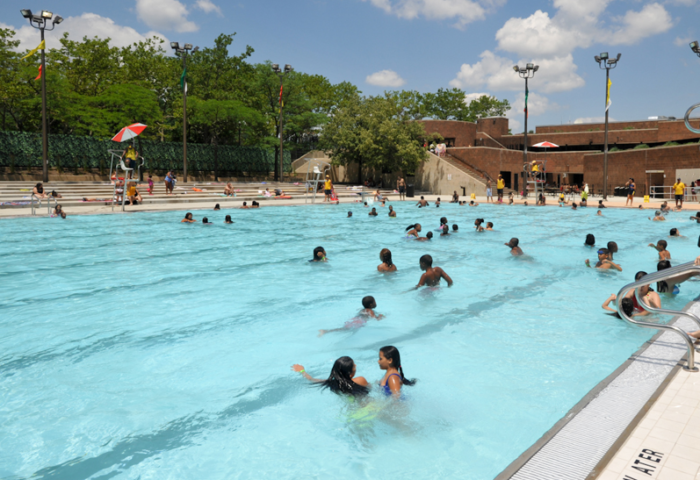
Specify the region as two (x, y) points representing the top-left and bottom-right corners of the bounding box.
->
(31, 194), (56, 216)
(684, 102), (700, 134)
(616, 261), (700, 372)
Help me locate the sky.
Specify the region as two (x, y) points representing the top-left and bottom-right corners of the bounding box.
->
(2, 0), (700, 132)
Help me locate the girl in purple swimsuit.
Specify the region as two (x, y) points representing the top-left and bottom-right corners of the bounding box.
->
(378, 346), (415, 397)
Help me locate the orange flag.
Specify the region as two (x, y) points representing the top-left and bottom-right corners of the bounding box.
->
(34, 65), (42, 80)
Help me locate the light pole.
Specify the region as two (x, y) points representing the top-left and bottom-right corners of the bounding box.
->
(512, 63), (539, 173)
(170, 42), (198, 183)
(685, 42), (700, 135)
(272, 63), (292, 182)
(595, 52), (621, 200)
(20, 9), (63, 183)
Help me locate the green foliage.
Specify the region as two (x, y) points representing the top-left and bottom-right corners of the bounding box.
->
(0, 130), (289, 173)
(624, 126), (635, 130)
(609, 147), (620, 152)
(634, 143), (650, 149)
(389, 88), (510, 122)
(662, 141), (679, 147)
(319, 93), (429, 177)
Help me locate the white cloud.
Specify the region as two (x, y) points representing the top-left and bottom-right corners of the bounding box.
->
(362, 0), (503, 28)
(505, 92), (559, 132)
(450, 51), (584, 93)
(675, 36), (693, 47)
(366, 69), (406, 87)
(495, 1), (672, 58)
(1, 14), (168, 51)
(464, 92), (489, 104)
(136, 0), (198, 33)
(195, 0), (223, 16)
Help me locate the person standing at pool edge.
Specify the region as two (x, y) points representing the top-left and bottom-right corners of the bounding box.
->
(497, 174), (505, 203)
(673, 178), (686, 209)
(324, 175), (333, 203)
(378, 346), (416, 397)
(397, 177), (406, 201)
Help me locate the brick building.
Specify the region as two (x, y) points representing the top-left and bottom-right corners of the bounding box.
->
(420, 117), (700, 196)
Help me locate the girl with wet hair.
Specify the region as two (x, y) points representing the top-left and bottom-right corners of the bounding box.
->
(292, 357), (369, 397)
(607, 241), (618, 260)
(601, 294), (635, 319)
(474, 218), (485, 232)
(378, 346), (416, 397)
(311, 246), (327, 262)
(405, 224), (422, 238)
(224, 215), (233, 224)
(585, 234), (595, 247)
(181, 212), (196, 223)
(378, 248), (397, 272)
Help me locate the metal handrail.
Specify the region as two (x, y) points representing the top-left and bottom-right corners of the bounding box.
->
(31, 193), (56, 216)
(616, 261), (700, 372)
(684, 102), (700, 134)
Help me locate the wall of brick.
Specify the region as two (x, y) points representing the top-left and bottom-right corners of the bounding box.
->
(420, 120), (477, 147)
(536, 120), (659, 134)
(476, 117), (509, 138)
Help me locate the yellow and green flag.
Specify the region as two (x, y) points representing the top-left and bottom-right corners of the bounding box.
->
(606, 78), (612, 112)
(21, 40), (45, 60)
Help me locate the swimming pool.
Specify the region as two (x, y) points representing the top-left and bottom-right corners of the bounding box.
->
(1, 202), (698, 479)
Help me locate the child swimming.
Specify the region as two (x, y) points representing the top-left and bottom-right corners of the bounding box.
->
(648, 240), (670, 260)
(505, 238), (523, 256)
(405, 223), (422, 238)
(292, 357), (369, 396)
(377, 249), (397, 272)
(378, 346), (416, 397)
(318, 296), (385, 336)
(310, 246), (327, 262)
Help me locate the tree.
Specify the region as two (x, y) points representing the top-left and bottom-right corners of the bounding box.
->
(319, 93), (429, 182)
(420, 88), (510, 122)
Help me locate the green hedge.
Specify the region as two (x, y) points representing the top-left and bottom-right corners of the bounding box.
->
(0, 131), (291, 174)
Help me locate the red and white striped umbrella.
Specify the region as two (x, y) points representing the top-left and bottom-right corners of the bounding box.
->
(112, 123), (147, 142)
(532, 141), (559, 148)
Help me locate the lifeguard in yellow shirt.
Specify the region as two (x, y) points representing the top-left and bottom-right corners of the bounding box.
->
(673, 178), (686, 208)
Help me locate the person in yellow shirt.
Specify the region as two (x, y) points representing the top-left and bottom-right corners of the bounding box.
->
(673, 178), (686, 208)
(121, 145), (139, 179)
(496, 174), (505, 203)
(323, 175), (333, 203)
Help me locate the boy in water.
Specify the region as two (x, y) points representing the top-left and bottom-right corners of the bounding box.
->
(318, 296), (384, 336)
(649, 211), (665, 221)
(415, 231), (433, 242)
(369, 207), (378, 216)
(585, 248), (622, 271)
(347, 211), (353, 217)
(505, 238), (523, 256)
(648, 240), (671, 260)
(440, 225), (450, 236)
(388, 206), (396, 217)
(485, 222), (494, 231)
(415, 254), (453, 288)
(416, 196), (429, 207)
(452, 224), (459, 232)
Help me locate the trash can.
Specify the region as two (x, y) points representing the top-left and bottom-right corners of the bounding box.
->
(407, 184), (415, 198)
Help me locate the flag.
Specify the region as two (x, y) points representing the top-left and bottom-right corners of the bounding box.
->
(34, 65), (42, 80)
(180, 68), (187, 91)
(605, 78), (612, 112)
(279, 84), (284, 113)
(21, 40), (45, 60)
(524, 83), (529, 118)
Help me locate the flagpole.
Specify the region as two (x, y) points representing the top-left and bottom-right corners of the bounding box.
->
(603, 67), (610, 200)
(183, 50), (187, 183)
(40, 25), (48, 183)
(523, 76), (529, 171)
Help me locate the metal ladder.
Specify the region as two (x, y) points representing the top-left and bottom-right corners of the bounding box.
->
(616, 261), (700, 372)
(111, 157), (145, 212)
(523, 158), (547, 202)
(304, 159), (331, 204)
(31, 194), (56, 216)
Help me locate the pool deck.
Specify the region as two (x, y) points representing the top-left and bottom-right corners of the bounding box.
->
(0, 193), (691, 219)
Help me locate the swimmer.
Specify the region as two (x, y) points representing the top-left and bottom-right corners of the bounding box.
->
(214, 204), (220, 210)
(52, 204), (63, 217)
(181, 212), (196, 223)
(415, 231), (433, 242)
(452, 224), (459, 232)
(292, 357), (369, 396)
(405, 223), (422, 238)
(240, 201), (250, 209)
(319, 296), (385, 336)
(369, 207), (378, 216)
(669, 228), (681, 237)
(435, 197), (441, 208)
(571, 202), (577, 210)
(469, 200), (479, 206)
(598, 200), (606, 209)
(648, 240), (671, 260)
(505, 238), (523, 256)
(374, 190), (384, 203)
(364, 202), (368, 207)
(440, 225), (450, 236)
(585, 248), (622, 271)
(439, 217), (448, 229)
(251, 201), (260, 208)
(485, 222), (494, 231)
(310, 246), (327, 262)
(601, 294), (635, 319)
(415, 254), (453, 288)
(416, 196), (429, 207)
(597, 210), (602, 216)
(378, 346), (416, 397)
(607, 241), (618, 260)
(60, 211), (66, 219)
(202, 217), (212, 224)
(656, 260), (700, 295)
(348, 211), (353, 217)
(524, 201), (528, 206)
(660, 201), (671, 214)
(377, 249), (397, 273)
(224, 215), (233, 224)
(638, 205), (644, 210)
(623, 271), (661, 316)
(474, 218), (485, 232)
(649, 211), (665, 221)
(689, 212), (700, 223)
(585, 234), (595, 248)
(388, 205), (396, 217)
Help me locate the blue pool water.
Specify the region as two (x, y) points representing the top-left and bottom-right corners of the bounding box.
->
(1, 202), (698, 479)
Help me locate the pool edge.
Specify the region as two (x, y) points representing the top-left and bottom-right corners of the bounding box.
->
(494, 299), (696, 480)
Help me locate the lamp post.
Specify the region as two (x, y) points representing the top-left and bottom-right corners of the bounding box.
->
(512, 63), (539, 172)
(690, 41), (700, 57)
(595, 52), (621, 200)
(685, 42), (700, 135)
(170, 42), (198, 183)
(20, 9), (63, 183)
(272, 63), (292, 182)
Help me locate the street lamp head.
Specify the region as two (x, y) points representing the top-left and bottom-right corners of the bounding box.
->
(600, 52), (609, 60)
(533, 65), (539, 72)
(690, 41), (700, 53)
(272, 63), (280, 73)
(20, 9), (32, 18)
(615, 53), (621, 61)
(184, 43), (193, 50)
(284, 64), (292, 73)
(512, 65), (519, 72)
(41, 10), (53, 19)
(192, 46), (199, 52)
(594, 55), (601, 63)
(53, 15), (63, 25)
(526, 63), (534, 70)
(170, 42), (180, 50)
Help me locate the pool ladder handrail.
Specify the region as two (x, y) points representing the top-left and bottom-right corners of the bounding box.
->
(616, 261), (700, 372)
(31, 193), (56, 216)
